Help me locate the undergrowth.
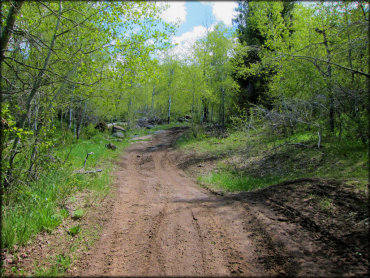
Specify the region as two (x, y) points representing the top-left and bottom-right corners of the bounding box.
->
(1, 124), (175, 251)
(177, 126), (368, 193)
(198, 171), (285, 192)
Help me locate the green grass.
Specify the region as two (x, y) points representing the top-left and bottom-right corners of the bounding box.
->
(176, 129), (248, 155)
(1, 122), (187, 251)
(71, 209), (85, 220)
(318, 197), (333, 211)
(2, 123), (179, 250)
(68, 225), (81, 236)
(198, 170), (285, 192)
(177, 126), (368, 193)
(34, 253), (71, 276)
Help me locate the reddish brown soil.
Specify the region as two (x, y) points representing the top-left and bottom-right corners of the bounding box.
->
(2, 127), (368, 276)
(72, 127), (368, 276)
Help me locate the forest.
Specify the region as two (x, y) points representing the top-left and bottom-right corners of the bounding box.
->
(0, 1), (368, 276)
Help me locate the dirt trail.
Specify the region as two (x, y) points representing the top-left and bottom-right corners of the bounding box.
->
(73, 127), (276, 276)
(72, 127), (368, 277)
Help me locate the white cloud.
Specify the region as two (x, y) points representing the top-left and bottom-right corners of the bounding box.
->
(169, 24), (216, 59)
(160, 2), (187, 24)
(208, 2), (238, 26)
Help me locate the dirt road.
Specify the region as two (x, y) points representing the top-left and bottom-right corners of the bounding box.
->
(73, 127), (368, 276)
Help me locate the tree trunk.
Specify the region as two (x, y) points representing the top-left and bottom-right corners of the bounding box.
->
(201, 98), (208, 123)
(0, 1), (25, 64)
(27, 145), (38, 180)
(68, 106), (73, 130)
(1, 1), (24, 182)
(127, 97), (132, 128)
(316, 28), (334, 133)
(221, 87), (225, 128)
(33, 94), (39, 132)
(210, 104), (213, 123)
(60, 110), (63, 129)
(76, 101), (87, 140)
(167, 95), (171, 124)
(151, 85), (155, 115)
(6, 1), (63, 188)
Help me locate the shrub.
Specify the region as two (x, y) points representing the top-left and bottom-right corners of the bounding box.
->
(84, 123), (99, 139)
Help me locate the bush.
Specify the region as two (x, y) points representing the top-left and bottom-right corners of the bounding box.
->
(191, 123), (206, 139)
(84, 123), (99, 139)
(68, 225), (81, 236)
(72, 209), (84, 220)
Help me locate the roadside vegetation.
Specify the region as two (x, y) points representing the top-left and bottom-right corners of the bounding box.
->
(2, 127), (124, 250)
(176, 123), (368, 193)
(0, 1), (368, 274)
(1, 121), (185, 250)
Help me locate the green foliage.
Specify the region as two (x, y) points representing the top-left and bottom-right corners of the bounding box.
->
(178, 125), (368, 192)
(68, 225), (81, 236)
(1, 0), (176, 190)
(84, 123), (99, 139)
(318, 198), (333, 211)
(35, 253), (71, 276)
(1, 0), (367, 257)
(72, 209), (85, 220)
(232, 1), (368, 141)
(1, 103), (34, 139)
(1, 132), (130, 249)
(198, 170), (284, 192)
(176, 129), (247, 156)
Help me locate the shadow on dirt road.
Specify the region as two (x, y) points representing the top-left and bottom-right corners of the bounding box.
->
(72, 127), (368, 277)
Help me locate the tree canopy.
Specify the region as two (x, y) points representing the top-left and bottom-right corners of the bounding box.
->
(1, 1), (368, 189)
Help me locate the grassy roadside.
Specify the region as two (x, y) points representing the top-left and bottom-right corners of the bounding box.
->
(1, 133), (126, 252)
(176, 126), (368, 193)
(1, 123), (185, 251)
(1, 122), (187, 276)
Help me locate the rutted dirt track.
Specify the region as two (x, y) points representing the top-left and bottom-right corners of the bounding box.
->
(73, 127), (368, 277)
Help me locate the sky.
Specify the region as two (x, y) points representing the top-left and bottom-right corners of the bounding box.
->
(159, 1), (238, 58)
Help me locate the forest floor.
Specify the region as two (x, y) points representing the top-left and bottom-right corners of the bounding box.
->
(2, 127), (368, 276)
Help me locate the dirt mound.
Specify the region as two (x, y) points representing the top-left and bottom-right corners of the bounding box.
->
(219, 178), (369, 276)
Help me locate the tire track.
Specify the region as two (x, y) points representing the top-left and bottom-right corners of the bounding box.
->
(74, 127), (288, 276)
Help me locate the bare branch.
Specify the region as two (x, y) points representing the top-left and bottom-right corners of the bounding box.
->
(285, 54), (370, 78)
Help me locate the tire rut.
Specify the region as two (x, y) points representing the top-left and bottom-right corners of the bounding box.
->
(73, 127), (299, 276)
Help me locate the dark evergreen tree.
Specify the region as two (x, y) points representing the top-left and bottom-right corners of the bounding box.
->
(232, 1), (295, 111)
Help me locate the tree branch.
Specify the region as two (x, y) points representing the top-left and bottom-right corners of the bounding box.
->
(285, 54), (370, 78)
(0, 1), (25, 63)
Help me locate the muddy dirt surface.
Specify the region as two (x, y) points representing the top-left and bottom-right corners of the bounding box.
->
(70, 127), (368, 277)
(3, 127), (367, 276)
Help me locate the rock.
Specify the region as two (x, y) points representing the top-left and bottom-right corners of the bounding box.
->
(112, 125), (125, 133)
(178, 117), (185, 123)
(105, 143), (117, 150)
(112, 132), (124, 138)
(116, 139), (123, 142)
(146, 125), (154, 129)
(137, 117), (166, 127)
